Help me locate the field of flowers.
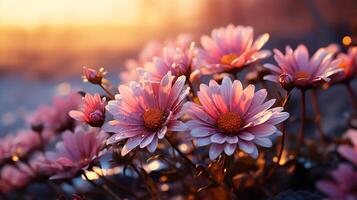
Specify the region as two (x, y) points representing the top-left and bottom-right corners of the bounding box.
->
(0, 24), (357, 200)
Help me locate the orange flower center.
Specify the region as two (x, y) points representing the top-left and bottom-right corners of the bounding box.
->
(217, 112), (242, 135)
(339, 62), (348, 70)
(220, 53), (239, 65)
(143, 108), (164, 131)
(294, 71), (311, 80)
(338, 62), (351, 75)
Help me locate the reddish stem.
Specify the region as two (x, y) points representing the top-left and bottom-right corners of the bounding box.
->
(100, 84), (115, 100)
(266, 91), (290, 179)
(311, 89), (326, 144)
(296, 90), (306, 157)
(165, 135), (219, 185)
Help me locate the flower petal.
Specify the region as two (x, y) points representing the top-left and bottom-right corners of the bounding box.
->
(209, 143), (224, 160)
(224, 143), (237, 156)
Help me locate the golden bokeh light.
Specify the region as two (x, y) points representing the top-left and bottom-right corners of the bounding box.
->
(11, 155), (19, 162)
(342, 36), (352, 46)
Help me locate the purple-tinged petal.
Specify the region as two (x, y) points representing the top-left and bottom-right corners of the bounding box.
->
(209, 143), (224, 160)
(224, 143), (237, 155)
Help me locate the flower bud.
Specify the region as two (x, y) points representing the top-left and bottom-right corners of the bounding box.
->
(83, 67), (106, 85)
(69, 94), (106, 128)
(279, 73), (294, 91)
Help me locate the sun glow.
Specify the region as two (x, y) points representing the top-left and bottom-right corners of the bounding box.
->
(0, 0), (140, 27)
(0, 0), (202, 28)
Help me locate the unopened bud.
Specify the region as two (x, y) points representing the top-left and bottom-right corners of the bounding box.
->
(83, 67), (106, 85)
(279, 73), (294, 91)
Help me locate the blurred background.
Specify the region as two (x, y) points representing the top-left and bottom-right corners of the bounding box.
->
(1, 0), (357, 134)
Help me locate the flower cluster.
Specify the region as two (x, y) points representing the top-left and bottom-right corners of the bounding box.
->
(120, 34), (193, 83)
(1, 24), (357, 200)
(317, 130), (357, 200)
(27, 92), (81, 133)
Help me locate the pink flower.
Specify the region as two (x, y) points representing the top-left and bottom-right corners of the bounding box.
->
(263, 45), (342, 90)
(0, 130), (42, 163)
(26, 93), (81, 140)
(104, 72), (189, 156)
(142, 42), (198, 82)
(0, 135), (13, 164)
(138, 41), (163, 63)
(0, 131), (44, 164)
(120, 34), (193, 83)
(26, 106), (58, 143)
(46, 93), (82, 132)
(317, 163), (357, 200)
(338, 129), (357, 166)
(83, 66), (107, 85)
(184, 77), (289, 160)
(120, 59), (144, 83)
(42, 127), (107, 179)
(28, 152), (62, 177)
(0, 163), (35, 192)
(335, 46), (357, 81)
(69, 93), (106, 127)
(26, 106), (51, 131)
(325, 43), (340, 55)
(10, 130), (42, 158)
(198, 24), (270, 74)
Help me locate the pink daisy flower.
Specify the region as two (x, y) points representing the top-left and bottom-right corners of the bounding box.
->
(104, 72), (189, 156)
(0, 163), (35, 193)
(27, 93), (81, 134)
(184, 77), (289, 160)
(69, 93), (106, 127)
(28, 152), (63, 177)
(317, 163), (357, 200)
(0, 135), (13, 164)
(335, 46), (357, 82)
(26, 107), (58, 142)
(142, 42), (198, 82)
(10, 130), (42, 158)
(120, 59), (145, 84)
(120, 34), (193, 83)
(338, 129), (357, 166)
(263, 45), (342, 90)
(42, 127), (107, 179)
(26, 106), (51, 131)
(46, 93), (82, 132)
(198, 24), (270, 74)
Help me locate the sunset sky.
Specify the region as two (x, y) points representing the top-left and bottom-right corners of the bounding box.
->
(0, 0), (202, 28)
(0, 0), (355, 77)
